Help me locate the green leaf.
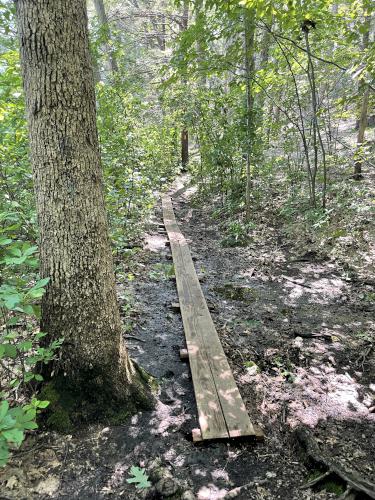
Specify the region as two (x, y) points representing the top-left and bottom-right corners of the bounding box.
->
(35, 332), (47, 340)
(32, 305), (41, 319)
(0, 238), (12, 246)
(17, 408), (36, 423)
(32, 277), (50, 289)
(22, 421), (38, 430)
(20, 304), (34, 315)
(3, 293), (22, 310)
(35, 400), (49, 409)
(26, 288), (44, 299)
(3, 255), (27, 265)
(2, 429), (24, 446)
(6, 316), (21, 326)
(0, 401), (9, 421)
(8, 407), (23, 419)
(23, 245), (37, 257)
(0, 415), (16, 430)
(126, 466), (151, 489)
(8, 247), (22, 257)
(0, 439), (9, 466)
(19, 341), (32, 352)
(3, 344), (17, 359)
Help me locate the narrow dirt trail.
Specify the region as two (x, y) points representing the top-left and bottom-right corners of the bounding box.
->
(1, 179), (374, 499)
(120, 178), (374, 498)
(161, 180), (375, 498)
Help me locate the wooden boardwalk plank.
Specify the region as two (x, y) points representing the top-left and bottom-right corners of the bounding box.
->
(162, 195), (261, 441)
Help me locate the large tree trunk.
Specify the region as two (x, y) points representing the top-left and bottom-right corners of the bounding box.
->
(93, 0), (119, 76)
(15, 0), (150, 411)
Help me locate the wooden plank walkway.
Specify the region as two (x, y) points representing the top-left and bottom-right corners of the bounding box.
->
(162, 195), (263, 442)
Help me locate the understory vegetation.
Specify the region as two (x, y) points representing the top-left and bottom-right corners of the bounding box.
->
(0, 0), (374, 485)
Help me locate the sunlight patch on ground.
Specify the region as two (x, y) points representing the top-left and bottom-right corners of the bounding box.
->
(148, 400), (191, 436)
(144, 233), (167, 252)
(255, 362), (375, 429)
(282, 274), (349, 305)
(197, 484), (228, 499)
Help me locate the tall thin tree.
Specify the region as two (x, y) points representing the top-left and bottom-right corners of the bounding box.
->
(354, 14), (371, 180)
(243, 8), (256, 220)
(94, 0), (119, 77)
(180, 0), (189, 171)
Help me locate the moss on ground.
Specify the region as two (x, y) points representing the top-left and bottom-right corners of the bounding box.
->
(215, 283), (258, 301)
(38, 362), (157, 432)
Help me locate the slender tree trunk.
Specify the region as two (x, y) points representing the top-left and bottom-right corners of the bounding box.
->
(354, 15), (371, 180)
(153, 12), (166, 51)
(354, 87), (370, 179)
(180, 0), (189, 171)
(257, 22), (272, 129)
(15, 0), (150, 409)
(93, 0), (119, 76)
(181, 129), (189, 170)
(196, 0), (207, 87)
(243, 8), (255, 220)
(304, 28), (327, 208)
(272, 34), (315, 205)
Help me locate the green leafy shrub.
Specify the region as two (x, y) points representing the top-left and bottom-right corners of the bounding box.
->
(96, 83), (180, 252)
(0, 399), (49, 466)
(221, 220), (256, 247)
(0, 228), (62, 466)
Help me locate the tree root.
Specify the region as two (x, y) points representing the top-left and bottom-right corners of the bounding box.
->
(295, 427), (375, 499)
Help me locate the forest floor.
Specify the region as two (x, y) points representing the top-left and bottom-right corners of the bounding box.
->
(1, 177), (374, 500)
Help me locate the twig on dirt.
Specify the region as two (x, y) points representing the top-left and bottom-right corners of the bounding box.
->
(357, 343), (373, 371)
(282, 275), (313, 289)
(301, 470), (332, 489)
(295, 427), (375, 499)
(224, 479), (268, 499)
(15, 444), (60, 455)
(281, 403), (287, 424)
(296, 332), (333, 340)
(124, 335), (146, 343)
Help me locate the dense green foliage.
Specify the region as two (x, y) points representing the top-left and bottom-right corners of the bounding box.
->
(164, 0), (374, 264)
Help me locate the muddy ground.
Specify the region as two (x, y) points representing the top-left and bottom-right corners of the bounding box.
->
(1, 179), (374, 499)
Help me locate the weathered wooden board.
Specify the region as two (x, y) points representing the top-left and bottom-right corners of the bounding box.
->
(162, 195), (262, 441)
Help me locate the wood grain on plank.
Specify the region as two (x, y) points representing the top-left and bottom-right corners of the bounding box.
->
(162, 195), (261, 440)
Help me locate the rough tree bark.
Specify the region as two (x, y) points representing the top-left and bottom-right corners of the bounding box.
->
(15, 0), (151, 412)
